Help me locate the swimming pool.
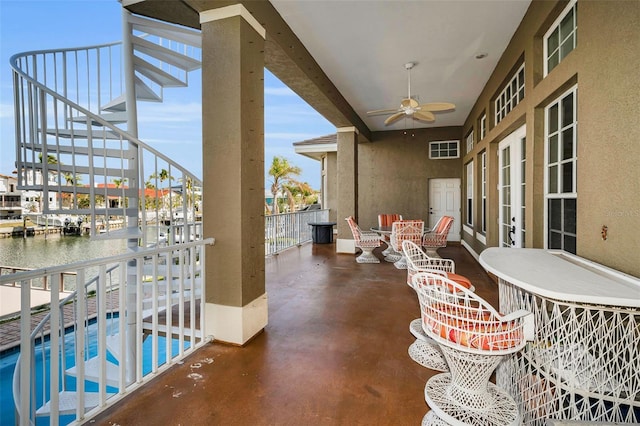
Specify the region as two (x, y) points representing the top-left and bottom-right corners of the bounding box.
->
(0, 318), (189, 425)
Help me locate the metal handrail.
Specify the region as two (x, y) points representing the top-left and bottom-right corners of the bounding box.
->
(8, 238), (214, 424)
(265, 209), (330, 255)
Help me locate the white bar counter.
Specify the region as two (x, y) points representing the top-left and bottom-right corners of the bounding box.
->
(479, 248), (640, 425)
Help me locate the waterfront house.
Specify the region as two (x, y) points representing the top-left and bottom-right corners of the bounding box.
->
(5, 0), (639, 424)
(0, 173), (21, 219)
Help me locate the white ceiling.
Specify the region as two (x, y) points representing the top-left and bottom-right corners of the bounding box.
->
(271, 0), (531, 132)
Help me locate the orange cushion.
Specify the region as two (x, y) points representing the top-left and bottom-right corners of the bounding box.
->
(423, 304), (521, 350)
(449, 323), (521, 350)
(446, 273), (473, 290)
(436, 217), (452, 234)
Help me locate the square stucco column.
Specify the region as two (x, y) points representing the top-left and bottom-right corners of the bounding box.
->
(201, 6), (266, 345)
(336, 127), (358, 253)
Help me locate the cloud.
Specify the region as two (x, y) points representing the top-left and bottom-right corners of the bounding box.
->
(137, 102), (201, 124)
(265, 132), (321, 142)
(0, 103), (13, 119)
(265, 86), (297, 97)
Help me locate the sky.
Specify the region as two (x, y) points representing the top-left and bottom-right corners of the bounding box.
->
(0, 0), (335, 190)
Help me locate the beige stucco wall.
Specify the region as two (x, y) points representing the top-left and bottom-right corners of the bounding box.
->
(461, 0), (640, 277)
(324, 152), (338, 223)
(356, 127), (463, 231)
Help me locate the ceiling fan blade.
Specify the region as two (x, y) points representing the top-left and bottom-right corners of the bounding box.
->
(400, 98), (419, 108)
(413, 111), (435, 122)
(366, 108), (401, 116)
(384, 112), (405, 125)
(417, 102), (455, 112)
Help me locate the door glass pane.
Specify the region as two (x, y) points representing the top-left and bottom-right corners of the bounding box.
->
(549, 104), (558, 133)
(562, 93), (574, 127)
(562, 128), (574, 160)
(562, 162), (573, 193)
(564, 198), (577, 234)
(503, 225), (511, 246)
(549, 134), (558, 163)
(549, 230), (562, 249)
(549, 165), (558, 193)
(564, 235), (577, 254)
(549, 199), (561, 230)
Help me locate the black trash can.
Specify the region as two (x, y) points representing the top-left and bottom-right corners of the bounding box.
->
(309, 222), (336, 244)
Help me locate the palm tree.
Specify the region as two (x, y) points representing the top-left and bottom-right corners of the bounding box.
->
(149, 169), (174, 217)
(268, 156), (302, 214)
(112, 178), (127, 208)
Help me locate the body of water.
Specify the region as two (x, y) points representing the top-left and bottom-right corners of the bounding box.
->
(0, 233), (128, 270)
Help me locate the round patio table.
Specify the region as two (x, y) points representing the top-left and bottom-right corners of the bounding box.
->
(370, 226), (401, 262)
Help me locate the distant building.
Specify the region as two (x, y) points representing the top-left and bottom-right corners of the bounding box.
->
(0, 173), (22, 219)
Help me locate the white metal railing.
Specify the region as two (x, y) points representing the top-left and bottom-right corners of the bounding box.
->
(3, 238), (213, 426)
(265, 209), (329, 256)
(10, 13), (202, 245)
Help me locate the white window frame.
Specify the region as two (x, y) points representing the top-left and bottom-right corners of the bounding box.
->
(544, 85), (578, 253)
(480, 150), (487, 234)
(465, 161), (474, 228)
(543, 0), (578, 76)
(494, 63), (525, 126)
(429, 140), (460, 159)
(479, 113), (487, 140)
(465, 130), (474, 154)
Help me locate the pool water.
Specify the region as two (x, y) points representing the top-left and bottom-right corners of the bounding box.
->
(0, 318), (189, 425)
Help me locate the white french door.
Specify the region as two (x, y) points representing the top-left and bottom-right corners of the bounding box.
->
(498, 125), (526, 248)
(429, 178), (461, 241)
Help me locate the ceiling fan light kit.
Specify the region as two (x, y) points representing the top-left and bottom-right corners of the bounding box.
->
(366, 62), (455, 126)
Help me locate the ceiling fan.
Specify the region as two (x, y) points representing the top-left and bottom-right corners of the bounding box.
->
(366, 62), (455, 126)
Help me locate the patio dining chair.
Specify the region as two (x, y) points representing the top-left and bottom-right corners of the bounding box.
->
(402, 240), (475, 372)
(422, 216), (454, 257)
(413, 271), (534, 425)
(345, 216), (381, 263)
(389, 220), (424, 269)
(377, 213), (403, 261)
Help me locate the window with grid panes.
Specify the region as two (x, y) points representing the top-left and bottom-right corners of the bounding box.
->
(466, 130), (474, 154)
(544, 0), (577, 76)
(545, 86), (577, 254)
(479, 113), (487, 140)
(495, 63), (525, 125)
(481, 151), (487, 233)
(466, 161), (474, 226)
(429, 140), (459, 159)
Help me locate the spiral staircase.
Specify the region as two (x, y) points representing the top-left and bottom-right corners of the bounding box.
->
(9, 9), (212, 425)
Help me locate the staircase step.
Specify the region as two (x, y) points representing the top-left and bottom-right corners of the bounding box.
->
(44, 128), (122, 140)
(129, 14), (201, 48)
(134, 56), (187, 88)
(65, 356), (121, 388)
(134, 75), (163, 103)
(69, 111), (128, 125)
(141, 287), (202, 317)
(132, 36), (201, 72)
(142, 322), (202, 341)
(101, 94), (126, 112)
(36, 390), (115, 416)
(106, 334), (122, 360)
(28, 143), (131, 159)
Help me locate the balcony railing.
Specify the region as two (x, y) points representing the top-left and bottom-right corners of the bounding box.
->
(2, 238), (213, 425)
(265, 209), (329, 256)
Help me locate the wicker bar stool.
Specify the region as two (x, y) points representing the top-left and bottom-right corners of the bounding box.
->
(413, 272), (534, 426)
(402, 240), (475, 372)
